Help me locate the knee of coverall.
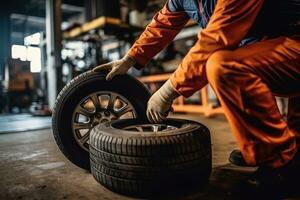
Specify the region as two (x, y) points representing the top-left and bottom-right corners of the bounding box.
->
(206, 50), (235, 90)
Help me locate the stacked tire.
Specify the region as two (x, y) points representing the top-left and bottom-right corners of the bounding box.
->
(89, 118), (212, 197)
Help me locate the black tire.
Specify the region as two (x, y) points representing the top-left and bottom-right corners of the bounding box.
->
(52, 70), (150, 170)
(89, 118), (212, 197)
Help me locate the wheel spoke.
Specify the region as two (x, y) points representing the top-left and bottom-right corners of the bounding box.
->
(107, 93), (118, 110)
(124, 125), (143, 132)
(76, 106), (93, 117)
(72, 91), (136, 152)
(79, 131), (90, 144)
(152, 125), (159, 132)
(136, 126), (143, 132)
(163, 125), (176, 132)
(115, 105), (132, 117)
(90, 94), (101, 112)
(123, 124), (178, 133)
(73, 122), (90, 130)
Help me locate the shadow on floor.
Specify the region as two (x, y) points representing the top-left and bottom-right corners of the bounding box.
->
(151, 164), (300, 200)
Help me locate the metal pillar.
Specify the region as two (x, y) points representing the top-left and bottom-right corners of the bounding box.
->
(46, 0), (63, 109)
(0, 10), (11, 113)
(39, 32), (48, 97)
(0, 11), (10, 80)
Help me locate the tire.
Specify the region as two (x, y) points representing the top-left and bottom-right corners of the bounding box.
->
(89, 118), (212, 197)
(52, 70), (150, 170)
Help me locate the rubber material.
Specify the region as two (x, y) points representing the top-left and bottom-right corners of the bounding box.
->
(52, 70), (150, 170)
(229, 149), (250, 167)
(89, 118), (212, 197)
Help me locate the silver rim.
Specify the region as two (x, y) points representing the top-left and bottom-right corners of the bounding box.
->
(72, 91), (136, 151)
(123, 124), (178, 133)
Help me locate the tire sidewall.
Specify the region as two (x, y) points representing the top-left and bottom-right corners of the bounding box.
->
(53, 72), (150, 170)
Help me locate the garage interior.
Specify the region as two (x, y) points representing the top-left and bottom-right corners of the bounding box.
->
(0, 0), (298, 199)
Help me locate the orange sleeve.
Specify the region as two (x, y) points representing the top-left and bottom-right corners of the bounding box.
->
(127, 3), (189, 68)
(170, 0), (265, 97)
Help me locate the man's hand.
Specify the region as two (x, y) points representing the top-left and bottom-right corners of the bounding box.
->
(147, 80), (179, 123)
(93, 55), (136, 81)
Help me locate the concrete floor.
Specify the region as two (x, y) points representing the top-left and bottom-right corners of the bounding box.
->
(0, 113), (299, 200)
(0, 114), (51, 134)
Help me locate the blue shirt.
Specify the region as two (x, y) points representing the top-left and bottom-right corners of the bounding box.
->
(167, 0), (300, 45)
(168, 0), (216, 29)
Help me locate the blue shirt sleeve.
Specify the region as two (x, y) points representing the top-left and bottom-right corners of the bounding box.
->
(167, 0), (184, 12)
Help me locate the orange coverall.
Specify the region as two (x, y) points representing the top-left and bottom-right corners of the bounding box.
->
(127, 0), (300, 168)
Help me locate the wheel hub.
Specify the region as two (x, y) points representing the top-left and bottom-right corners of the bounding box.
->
(92, 110), (117, 124)
(72, 91), (136, 152)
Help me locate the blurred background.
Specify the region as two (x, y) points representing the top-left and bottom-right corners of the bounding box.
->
(0, 0), (207, 119)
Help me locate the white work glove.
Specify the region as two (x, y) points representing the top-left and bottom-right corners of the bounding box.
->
(147, 79), (179, 123)
(93, 55), (136, 81)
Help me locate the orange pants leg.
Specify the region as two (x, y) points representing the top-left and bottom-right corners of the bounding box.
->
(288, 96), (300, 144)
(206, 36), (300, 168)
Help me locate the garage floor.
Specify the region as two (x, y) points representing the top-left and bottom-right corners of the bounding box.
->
(1, 113), (299, 200)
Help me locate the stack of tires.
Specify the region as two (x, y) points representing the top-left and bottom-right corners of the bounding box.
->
(89, 119), (211, 197)
(52, 71), (212, 197)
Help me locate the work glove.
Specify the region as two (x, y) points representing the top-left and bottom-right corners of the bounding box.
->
(93, 55), (136, 81)
(147, 79), (180, 123)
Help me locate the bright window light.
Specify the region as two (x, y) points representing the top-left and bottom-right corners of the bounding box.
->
(11, 45), (27, 61)
(28, 46), (41, 73)
(11, 45), (42, 73)
(27, 46), (40, 61)
(24, 33), (41, 46)
(30, 59), (41, 73)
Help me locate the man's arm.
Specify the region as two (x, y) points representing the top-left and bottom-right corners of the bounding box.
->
(127, 1), (189, 68)
(94, 1), (188, 80)
(170, 0), (265, 97)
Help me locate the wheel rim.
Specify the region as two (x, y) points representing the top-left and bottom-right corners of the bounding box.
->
(123, 124), (178, 133)
(72, 91), (136, 151)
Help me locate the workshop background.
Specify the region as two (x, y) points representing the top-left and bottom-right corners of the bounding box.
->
(0, 0), (290, 199)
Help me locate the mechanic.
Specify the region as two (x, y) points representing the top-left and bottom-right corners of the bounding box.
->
(94, 0), (300, 189)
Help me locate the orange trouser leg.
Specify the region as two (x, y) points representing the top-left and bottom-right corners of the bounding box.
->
(288, 96), (300, 144)
(206, 36), (300, 168)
